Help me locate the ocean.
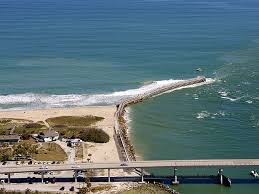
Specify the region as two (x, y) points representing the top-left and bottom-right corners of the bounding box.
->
(0, 0), (259, 193)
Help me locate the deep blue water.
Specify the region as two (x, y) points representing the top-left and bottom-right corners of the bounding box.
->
(1, 0), (259, 193)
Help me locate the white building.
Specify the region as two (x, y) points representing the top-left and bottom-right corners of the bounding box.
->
(38, 131), (59, 142)
(67, 138), (83, 147)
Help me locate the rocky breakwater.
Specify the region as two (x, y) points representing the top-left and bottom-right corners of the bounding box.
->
(114, 76), (207, 161)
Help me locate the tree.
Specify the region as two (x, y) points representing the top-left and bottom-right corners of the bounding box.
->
(85, 177), (91, 190)
(0, 148), (13, 161)
(25, 188), (32, 194)
(78, 187), (88, 194)
(13, 142), (38, 158)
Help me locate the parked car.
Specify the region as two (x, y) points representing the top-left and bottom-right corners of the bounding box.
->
(120, 163), (128, 166)
(2, 161), (7, 165)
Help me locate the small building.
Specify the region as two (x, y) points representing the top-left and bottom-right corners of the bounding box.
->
(67, 138), (83, 147)
(0, 134), (20, 144)
(38, 131), (59, 142)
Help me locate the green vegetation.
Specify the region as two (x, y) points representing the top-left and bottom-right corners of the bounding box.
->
(0, 124), (12, 135)
(119, 184), (173, 194)
(0, 118), (48, 139)
(0, 119), (16, 135)
(53, 126), (109, 143)
(15, 123), (48, 140)
(90, 185), (113, 193)
(0, 142), (66, 161)
(33, 143), (67, 161)
(0, 142), (38, 161)
(79, 128), (109, 143)
(46, 115), (104, 127)
(46, 116), (109, 143)
(13, 142), (38, 157)
(0, 147), (13, 161)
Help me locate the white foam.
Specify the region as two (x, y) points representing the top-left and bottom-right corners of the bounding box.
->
(218, 91), (229, 97)
(0, 77), (215, 110)
(196, 110), (227, 119)
(221, 96), (242, 102)
(196, 111), (210, 119)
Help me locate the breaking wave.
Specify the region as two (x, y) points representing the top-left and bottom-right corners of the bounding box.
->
(196, 110), (227, 119)
(0, 78), (215, 110)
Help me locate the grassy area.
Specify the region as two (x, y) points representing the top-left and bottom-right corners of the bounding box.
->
(53, 127), (81, 138)
(0, 118), (28, 135)
(33, 143), (67, 161)
(15, 123), (48, 135)
(0, 123), (13, 135)
(0, 118), (48, 137)
(119, 184), (173, 194)
(46, 115), (104, 128)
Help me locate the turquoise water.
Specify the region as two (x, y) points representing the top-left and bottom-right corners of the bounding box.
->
(1, 0), (259, 193)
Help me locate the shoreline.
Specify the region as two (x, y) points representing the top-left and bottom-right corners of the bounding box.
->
(123, 107), (144, 161)
(0, 106), (122, 164)
(0, 76), (209, 164)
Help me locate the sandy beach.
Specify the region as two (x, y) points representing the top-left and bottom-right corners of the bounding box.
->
(0, 106), (121, 163)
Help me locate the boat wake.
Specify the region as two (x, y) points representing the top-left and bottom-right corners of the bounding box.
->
(0, 78), (215, 110)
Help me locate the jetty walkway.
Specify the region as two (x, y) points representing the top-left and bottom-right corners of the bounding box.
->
(114, 76), (207, 161)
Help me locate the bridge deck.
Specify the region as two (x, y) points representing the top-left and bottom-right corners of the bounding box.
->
(1, 159), (259, 174)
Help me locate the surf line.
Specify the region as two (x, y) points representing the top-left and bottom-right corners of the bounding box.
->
(114, 76), (207, 162)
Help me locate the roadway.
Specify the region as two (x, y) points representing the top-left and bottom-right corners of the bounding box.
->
(1, 159), (259, 174)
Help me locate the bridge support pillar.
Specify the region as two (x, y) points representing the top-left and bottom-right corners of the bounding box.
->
(41, 172), (44, 183)
(74, 171), (78, 183)
(7, 173), (11, 184)
(172, 168), (179, 185)
(218, 169), (223, 185)
(108, 169), (111, 183)
(141, 168), (144, 183)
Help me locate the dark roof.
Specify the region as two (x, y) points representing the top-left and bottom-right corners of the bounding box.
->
(0, 135), (20, 141)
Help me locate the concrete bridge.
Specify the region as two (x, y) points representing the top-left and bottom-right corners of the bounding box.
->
(1, 159), (259, 186)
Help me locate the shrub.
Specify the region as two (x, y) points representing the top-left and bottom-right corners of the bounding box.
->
(79, 128), (109, 143)
(0, 148), (13, 161)
(46, 115), (104, 127)
(24, 123), (44, 128)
